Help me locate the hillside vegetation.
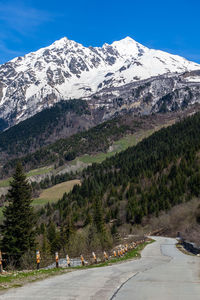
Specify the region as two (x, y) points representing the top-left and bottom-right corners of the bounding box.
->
(2, 107), (200, 263)
(43, 111), (200, 235)
(32, 180), (81, 206)
(0, 99), (92, 161)
(1, 108), (188, 178)
(0, 179), (81, 223)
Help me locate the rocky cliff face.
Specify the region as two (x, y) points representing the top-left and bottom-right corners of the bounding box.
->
(88, 71), (200, 120)
(0, 36), (200, 129)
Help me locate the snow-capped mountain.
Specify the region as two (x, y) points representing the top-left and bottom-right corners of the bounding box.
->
(0, 36), (200, 127)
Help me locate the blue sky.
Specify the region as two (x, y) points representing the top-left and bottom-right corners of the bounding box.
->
(0, 0), (200, 64)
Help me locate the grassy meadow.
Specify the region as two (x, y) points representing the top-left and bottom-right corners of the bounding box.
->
(32, 179), (81, 206)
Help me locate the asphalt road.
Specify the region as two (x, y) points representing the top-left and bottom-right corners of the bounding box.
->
(1, 236), (200, 299)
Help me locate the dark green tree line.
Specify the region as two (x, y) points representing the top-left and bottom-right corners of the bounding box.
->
(1, 163), (36, 267)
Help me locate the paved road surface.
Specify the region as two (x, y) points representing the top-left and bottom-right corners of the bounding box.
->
(1, 237), (200, 299)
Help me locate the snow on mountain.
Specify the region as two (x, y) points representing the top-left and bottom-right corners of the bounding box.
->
(0, 36), (200, 127)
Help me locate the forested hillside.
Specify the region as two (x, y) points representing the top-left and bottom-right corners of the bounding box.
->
(3, 105), (198, 178)
(0, 99), (92, 161)
(2, 108), (200, 258)
(42, 111), (200, 240)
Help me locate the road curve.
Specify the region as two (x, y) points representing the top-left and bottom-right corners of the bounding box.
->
(1, 237), (200, 299)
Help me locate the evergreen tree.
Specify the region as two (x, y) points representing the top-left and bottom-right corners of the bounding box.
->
(65, 217), (75, 243)
(1, 163), (36, 266)
(84, 212), (92, 226)
(47, 220), (62, 254)
(93, 198), (105, 234)
(41, 225), (50, 255)
(47, 220), (56, 253)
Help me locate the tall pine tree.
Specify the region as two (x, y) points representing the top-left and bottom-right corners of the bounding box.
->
(93, 198), (105, 234)
(93, 198), (113, 249)
(1, 163), (36, 266)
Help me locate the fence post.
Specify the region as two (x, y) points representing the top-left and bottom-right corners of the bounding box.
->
(55, 252), (59, 268)
(80, 254), (85, 266)
(36, 250), (40, 270)
(0, 251), (3, 273)
(104, 251), (108, 261)
(66, 254), (70, 267)
(92, 252), (97, 264)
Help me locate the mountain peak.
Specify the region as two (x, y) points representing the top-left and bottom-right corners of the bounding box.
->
(110, 36), (147, 57)
(112, 36), (142, 45)
(48, 36), (84, 50)
(119, 36), (136, 43)
(50, 36), (71, 47)
(1, 35), (200, 128)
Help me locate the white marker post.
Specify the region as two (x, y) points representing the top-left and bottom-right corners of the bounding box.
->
(66, 254), (70, 267)
(92, 252), (97, 264)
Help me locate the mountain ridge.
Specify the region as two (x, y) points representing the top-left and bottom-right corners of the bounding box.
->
(0, 36), (200, 129)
